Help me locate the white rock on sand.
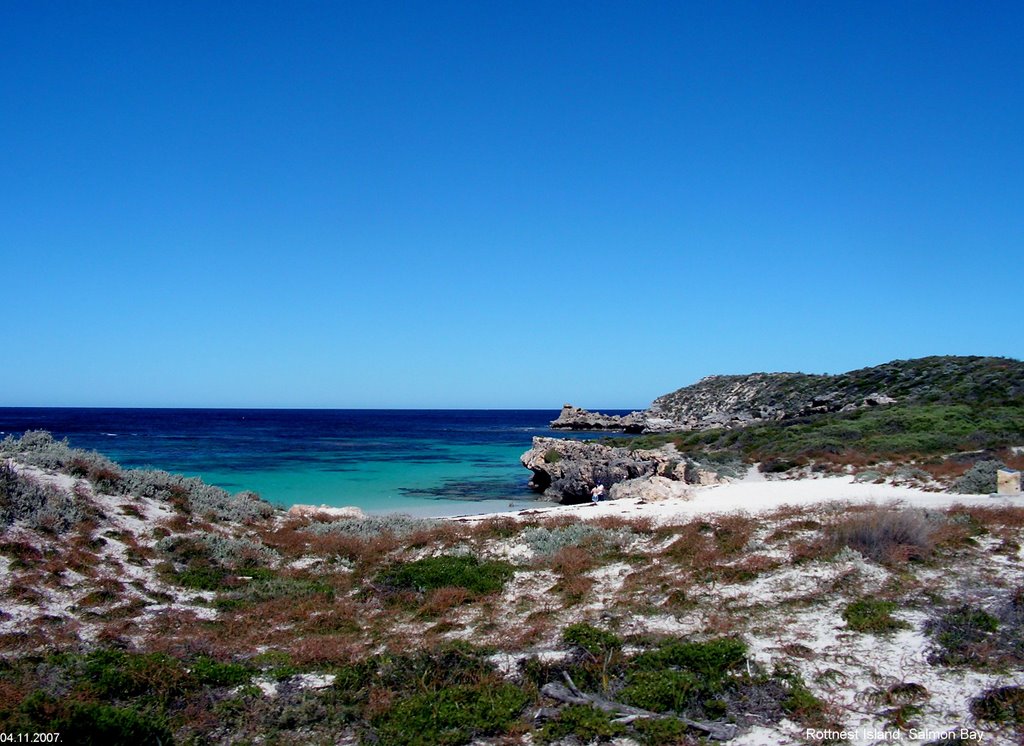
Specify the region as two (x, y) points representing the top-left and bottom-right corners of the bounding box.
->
(288, 504), (366, 519)
(607, 475), (692, 503)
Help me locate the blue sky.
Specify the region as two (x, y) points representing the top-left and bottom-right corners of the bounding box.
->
(2, 1), (1022, 408)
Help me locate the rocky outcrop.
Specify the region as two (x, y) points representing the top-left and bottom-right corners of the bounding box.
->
(550, 404), (680, 433)
(608, 475), (692, 503)
(520, 437), (719, 503)
(529, 356), (1024, 502)
(521, 437), (657, 502)
(647, 374), (899, 430)
(649, 356), (1024, 431)
(550, 405), (646, 432)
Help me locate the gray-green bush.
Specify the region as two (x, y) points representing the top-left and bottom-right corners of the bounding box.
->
(2, 432), (275, 523)
(304, 514), (440, 538)
(157, 532), (278, 569)
(521, 523), (634, 556)
(952, 460), (1003, 494)
(1, 431), (103, 470)
(0, 463), (84, 533)
(121, 469), (273, 523)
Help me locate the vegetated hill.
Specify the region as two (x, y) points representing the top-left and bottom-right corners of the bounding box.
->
(629, 356), (1024, 465)
(650, 356), (1024, 428)
(4, 431), (1024, 744)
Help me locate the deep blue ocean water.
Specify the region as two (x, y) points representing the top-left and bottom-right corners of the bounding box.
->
(0, 408), (627, 516)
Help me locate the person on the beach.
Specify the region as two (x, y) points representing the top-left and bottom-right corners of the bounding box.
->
(590, 484), (605, 504)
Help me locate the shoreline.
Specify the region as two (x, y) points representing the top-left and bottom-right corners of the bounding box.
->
(292, 495), (559, 520)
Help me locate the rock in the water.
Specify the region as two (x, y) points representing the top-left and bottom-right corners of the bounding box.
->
(550, 404), (649, 433)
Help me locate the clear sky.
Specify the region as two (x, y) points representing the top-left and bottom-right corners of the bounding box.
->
(2, 1), (1022, 409)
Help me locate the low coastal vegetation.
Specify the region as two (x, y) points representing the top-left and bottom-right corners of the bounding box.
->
(3, 427), (1024, 743)
(697, 404), (1022, 471)
(4, 351), (1024, 745)
(602, 404), (1024, 484)
(841, 598), (910, 634)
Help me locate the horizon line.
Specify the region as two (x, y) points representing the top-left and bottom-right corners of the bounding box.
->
(0, 404), (645, 412)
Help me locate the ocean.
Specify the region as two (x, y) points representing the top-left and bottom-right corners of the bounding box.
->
(0, 408), (624, 516)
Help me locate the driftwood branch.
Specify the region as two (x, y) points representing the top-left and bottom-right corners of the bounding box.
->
(541, 677), (738, 741)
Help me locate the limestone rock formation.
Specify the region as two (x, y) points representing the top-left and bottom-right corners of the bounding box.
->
(550, 404), (647, 433)
(607, 475), (692, 502)
(520, 437), (711, 503)
(550, 404), (681, 433)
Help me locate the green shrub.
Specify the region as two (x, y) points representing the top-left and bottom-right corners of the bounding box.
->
(17, 694), (173, 746)
(971, 685), (1024, 725)
(926, 604), (1000, 666)
(776, 667), (831, 728)
(562, 623), (622, 657)
(842, 598), (910, 634)
(80, 649), (192, 704)
(226, 573), (334, 603)
(371, 682), (528, 746)
(631, 637), (747, 681)
(160, 531), (323, 599)
(1, 431), (118, 474)
(614, 637), (748, 718)
(376, 555), (513, 595)
(173, 564), (231, 591)
(368, 643), (497, 695)
(759, 458), (801, 474)
(854, 470), (882, 482)
(621, 669), (700, 712)
(537, 705), (626, 743)
(331, 658), (378, 699)
(543, 448), (562, 464)
(686, 451), (747, 480)
(190, 657), (252, 687)
(632, 716), (690, 745)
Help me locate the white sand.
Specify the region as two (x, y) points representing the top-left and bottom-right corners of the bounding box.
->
(449, 475), (1012, 524)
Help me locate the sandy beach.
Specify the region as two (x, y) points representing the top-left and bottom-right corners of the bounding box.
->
(451, 473), (1014, 523)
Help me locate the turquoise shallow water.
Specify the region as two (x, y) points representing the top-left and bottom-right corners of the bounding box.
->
(189, 441), (545, 516)
(0, 408), (623, 516)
